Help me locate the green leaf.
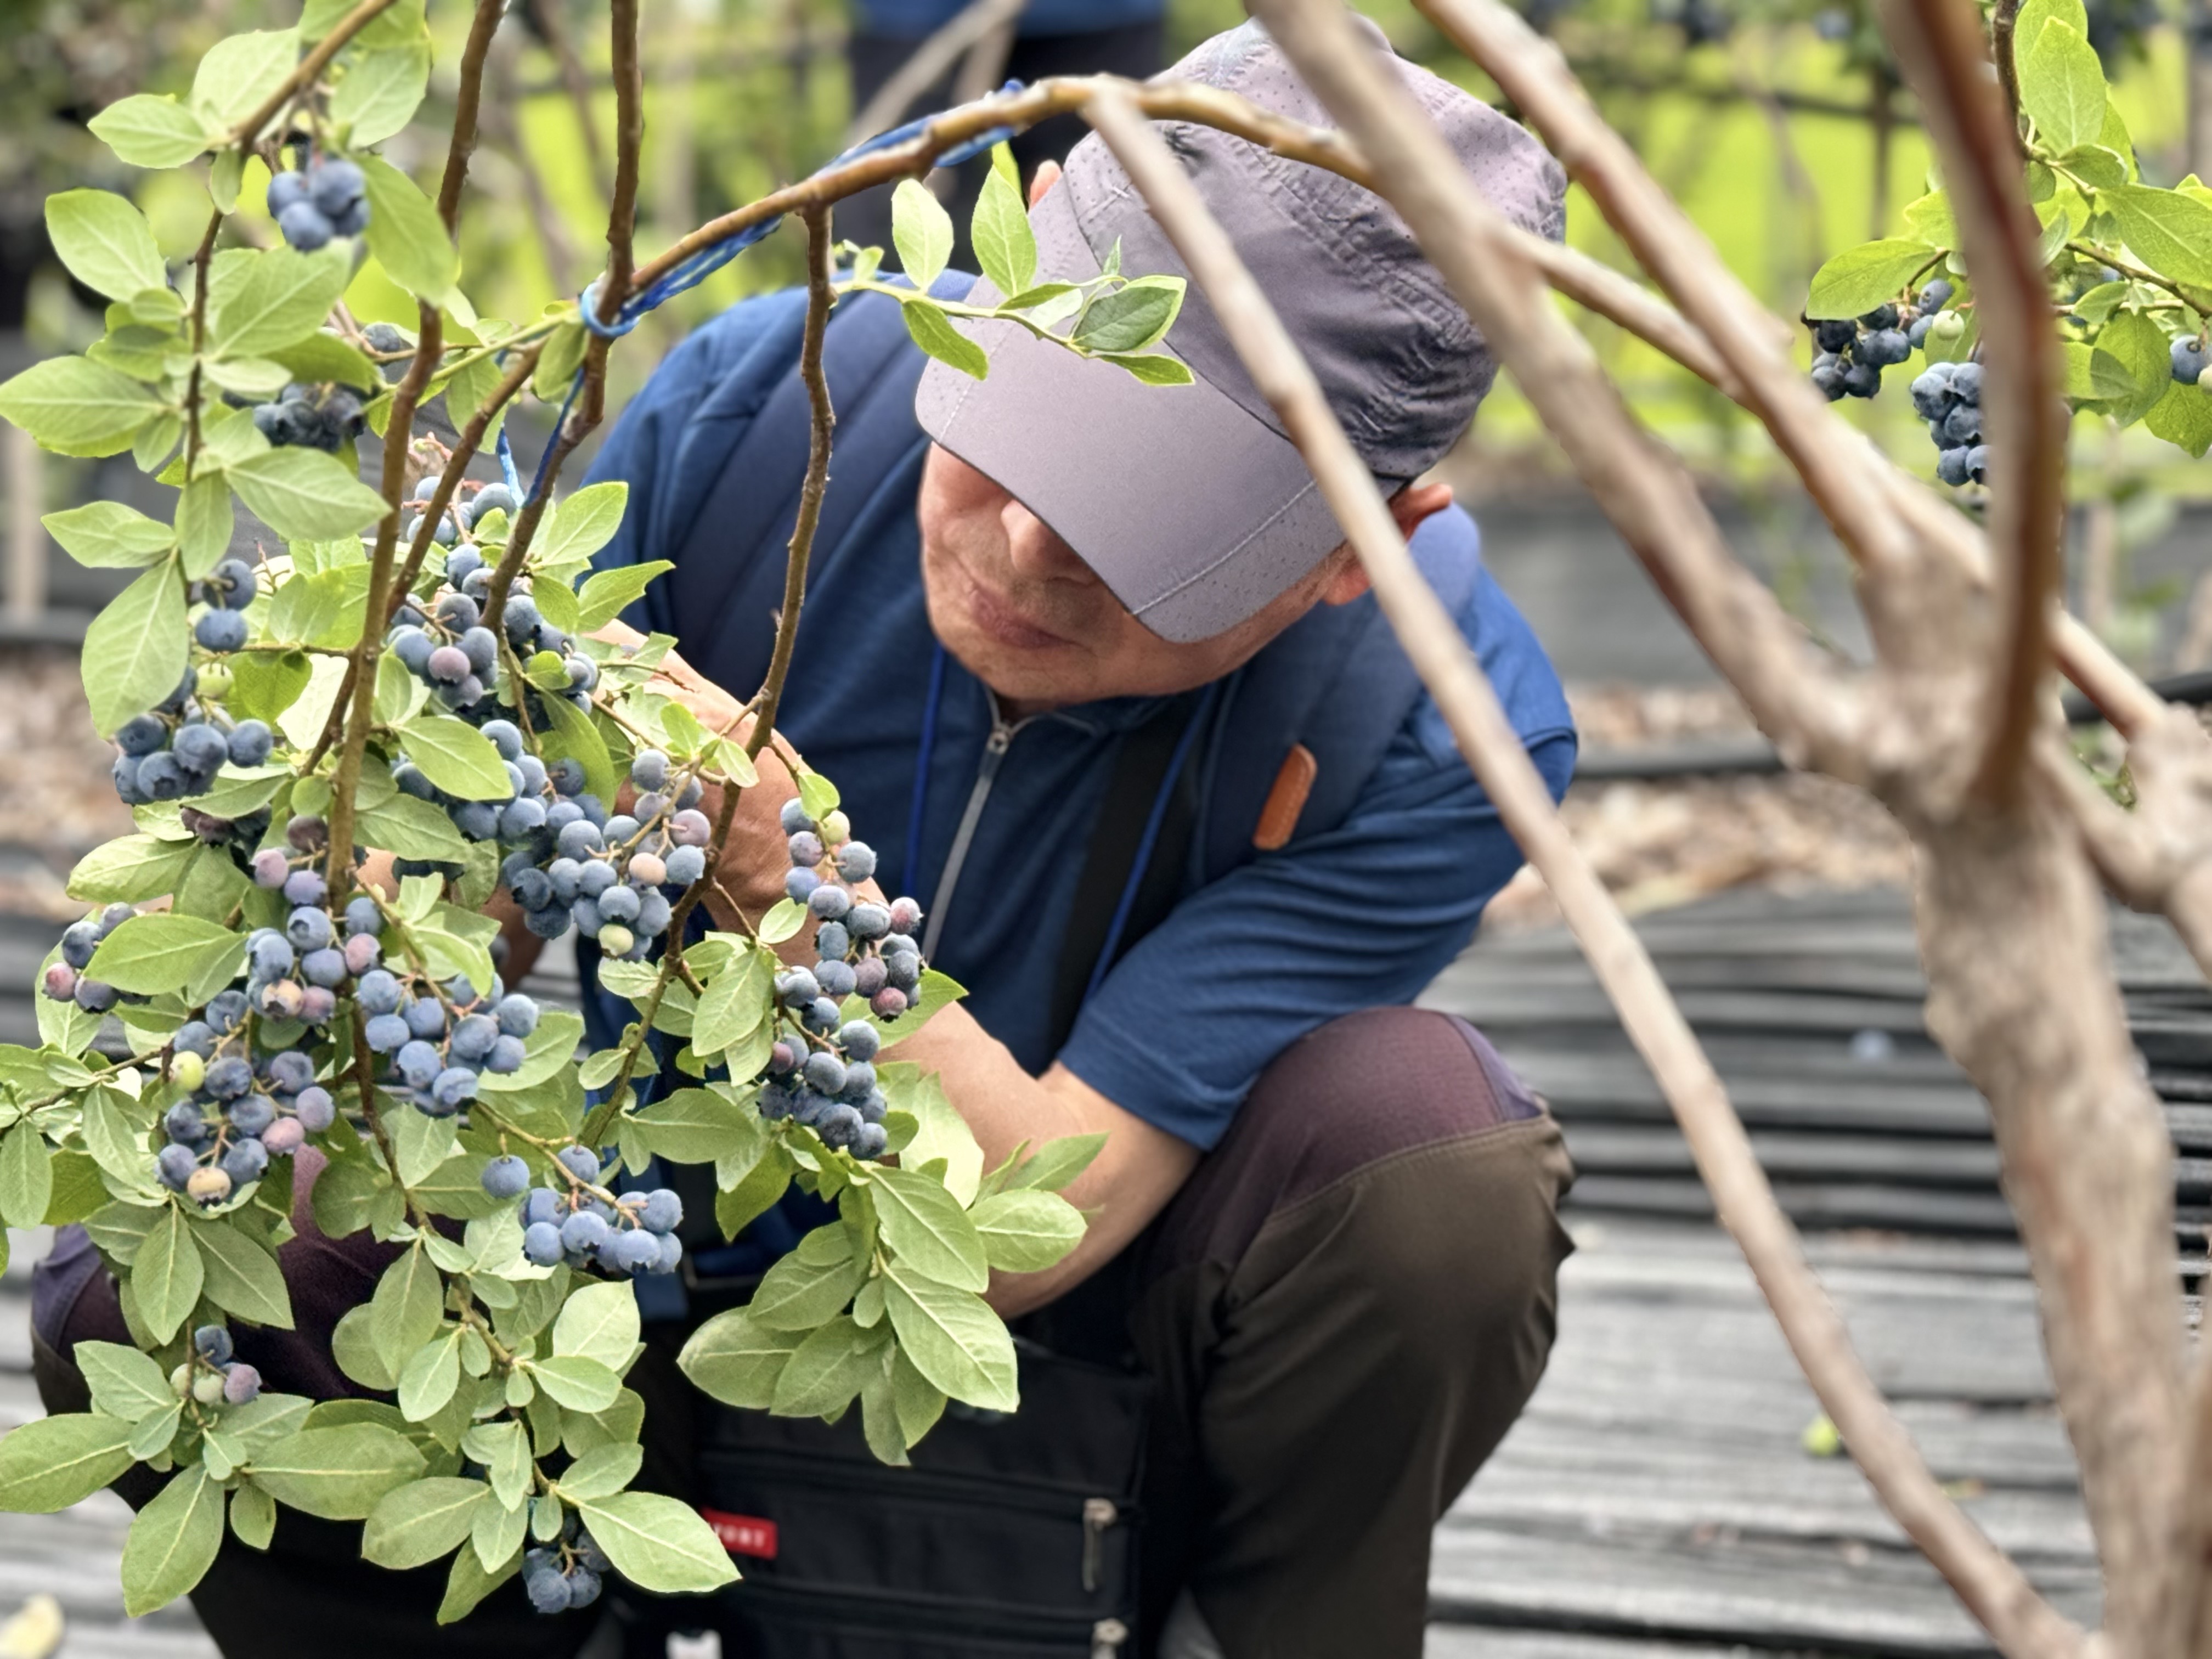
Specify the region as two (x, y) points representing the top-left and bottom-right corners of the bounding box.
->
(0, 1412), (136, 1512)
(0, 1126), (53, 1231)
(81, 562), (184, 738)
(89, 95), (213, 169)
(0, 356), (165, 457)
(1804, 240), (1934, 320)
(770, 1316), (872, 1418)
(555, 1443), (642, 1502)
(536, 694), (620, 812)
(758, 898), (809, 945)
(859, 1355), (907, 1465)
(678, 1308), (800, 1410)
(120, 1464), (224, 1615)
(552, 1280), (641, 1372)
(332, 43), (432, 147)
(2020, 18), (2107, 157)
(194, 1221), (294, 1328)
(893, 179), (955, 291)
(465, 1419), (532, 1511)
(882, 1260), (1017, 1411)
(2087, 311), (2170, 424)
(892, 1345), (947, 1448)
(87, 912), (239, 997)
(77, 1341), (176, 1425)
(363, 1476), (486, 1570)
(43, 501), (174, 569)
(901, 301), (988, 381)
(530, 1356), (623, 1413)
(692, 955), (771, 1059)
(1098, 352), (1195, 387)
(2104, 185), (2212, 291)
(270, 331), (380, 392)
(968, 1188), (1084, 1272)
(177, 472), (234, 578)
(227, 447), (390, 541)
(1005, 1131), (1105, 1193)
(574, 561), (674, 631)
(1073, 279), (1184, 354)
(576, 1493), (740, 1594)
(470, 1479), (527, 1572)
(210, 245), (352, 360)
(360, 155), (459, 304)
(972, 146), (1036, 300)
(533, 323), (588, 400)
(229, 1479), (275, 1549)
(883, 1066), (982, 1205)
(190, 29), (299, 127)
(46, 190), (167, 303)
(358, 793), (471, 862)
(397, 715), (513, 800)
(247, 1424), (427, 1519)
(715, 1142), (796, 1240)
(630, 1085), (766, 1166)
(870, 1165), (989, 1291)
(132, 1205), (205, 1342)
(748, 1242), (865, 1332)
(2147, 381), (2212, 458)
(437, 1534), (520, 1624)
(539, 481), (628, 566)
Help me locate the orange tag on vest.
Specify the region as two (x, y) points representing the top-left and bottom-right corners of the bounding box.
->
(1253, 744), (1317, 851)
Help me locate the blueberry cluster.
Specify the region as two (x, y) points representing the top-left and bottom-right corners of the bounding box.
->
(753, 803), (926, 1160)
(403, 476), (517, 549)
(524, 1529), (611, 1615)
(187, 557), (258, 653)
(267, 158), (369, 251)
(236, 838), (374, 1031)
(1910, 360), (1989, 487)
(509, 748), (706, 960)
(388, 548), (594, 717)
(497, 1144), (684, 1277)
(361, 957), (542, 1120)
(108, 664), (272, 808)
(1808, 279), (1957, 403)
(42, 902), (138, 1017)
(169, 1325), (262, 1408)
(154, 988), (336, 1206)
(251, 381), (367, 453)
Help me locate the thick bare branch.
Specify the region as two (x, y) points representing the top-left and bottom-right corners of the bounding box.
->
(1413, 0), (1921, 594)
(1881, 1), (2066, 805)
(1231, 1), (1870, 785)
(436, 0), (507, 233)
(1081, 82), (2084, 1659)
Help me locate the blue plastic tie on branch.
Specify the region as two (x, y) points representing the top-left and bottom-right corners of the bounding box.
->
(522, 80), (1032, 505)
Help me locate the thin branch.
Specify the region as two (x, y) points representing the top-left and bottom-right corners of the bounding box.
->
(1081, 81), (2084, 1659)
(436, 0), (508, 233)
(1881, 0), (2066, 806)
(326, 303), (442, 894)
(1991, 0), (2027, 142)
(229, 0), (403, 146)
(182, 208), (223, 479)
(845, 0), (1026, 151)
(751, 206), (836, 756)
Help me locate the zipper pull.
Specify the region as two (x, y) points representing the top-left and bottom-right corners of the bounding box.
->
(1090, 1618), (1130, 1657)
(1081, 1497), (1118, 1592)
(985, 723), (1013, 756)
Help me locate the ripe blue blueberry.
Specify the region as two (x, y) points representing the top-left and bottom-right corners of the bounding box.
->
(205, 1056), (253, 1100)
(560, 1210), (611, 1255)
(664, 845), (706, 886)
(523, 1221), (566, 1269)
(397, 1040), (443, 1089)
(229, 1094), (275, 1137)
(157, 1144), (198, 1190)
(787, 867), (821, 902)
(482, 1155), (531, 1199)
(2174, 336), (2208, 385)
(450, 1013), (499, 1062)
(403, 994), (448, 1040)
(486, 1034), (527, 1074)
(640, 1189), (682, 1233)
(295, 1085), (336, 1132)
(365, 1012), (411, 1052)
(496, 994), (540, 1037)
(630, 749), (670, 793)
(286, 907), (333, 952)
(808, 883), (852, 922)
(839, 1021), (881, 1062)
(428, 1066), (477, 1113)
(228, 720), (274, 767)
(558, 1144), (601, 1183)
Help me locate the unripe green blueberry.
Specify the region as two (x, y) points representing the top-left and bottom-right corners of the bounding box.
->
(171, 1051), (206, 1092)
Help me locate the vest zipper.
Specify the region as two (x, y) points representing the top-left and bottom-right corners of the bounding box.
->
(921, 696), (1032, 960)
(1092, 1617), (1131, 1657)
(1080, 1497), (1118, 1593)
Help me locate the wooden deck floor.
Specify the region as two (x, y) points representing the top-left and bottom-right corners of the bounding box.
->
(5, 885), (2168, 1657)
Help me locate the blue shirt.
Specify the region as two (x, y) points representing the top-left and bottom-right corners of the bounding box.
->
(586, 289), (1575, 1152)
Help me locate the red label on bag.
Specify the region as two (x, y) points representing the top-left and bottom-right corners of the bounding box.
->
(700, 1507), (779, 1560)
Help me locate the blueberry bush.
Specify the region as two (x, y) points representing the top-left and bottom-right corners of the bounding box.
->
(0, 0), (1192, 1623)
(1800, 0), (2212, 476)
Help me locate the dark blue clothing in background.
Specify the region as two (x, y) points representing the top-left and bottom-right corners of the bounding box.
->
(585, 287), (1574, 1152)
(853, 0), (1164, 40)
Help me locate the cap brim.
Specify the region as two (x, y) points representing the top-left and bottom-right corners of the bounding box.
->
(915, 186), (1358, 645)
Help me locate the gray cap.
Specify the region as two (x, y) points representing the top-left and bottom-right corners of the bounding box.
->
(915, 18), (1566, 643)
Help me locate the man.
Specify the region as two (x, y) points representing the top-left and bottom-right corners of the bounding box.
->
(30, 18), (1575, 1659)
(571, 19), (1577, 1657)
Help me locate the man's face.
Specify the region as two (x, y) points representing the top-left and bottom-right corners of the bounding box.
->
(916, 444), (1345, 713)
